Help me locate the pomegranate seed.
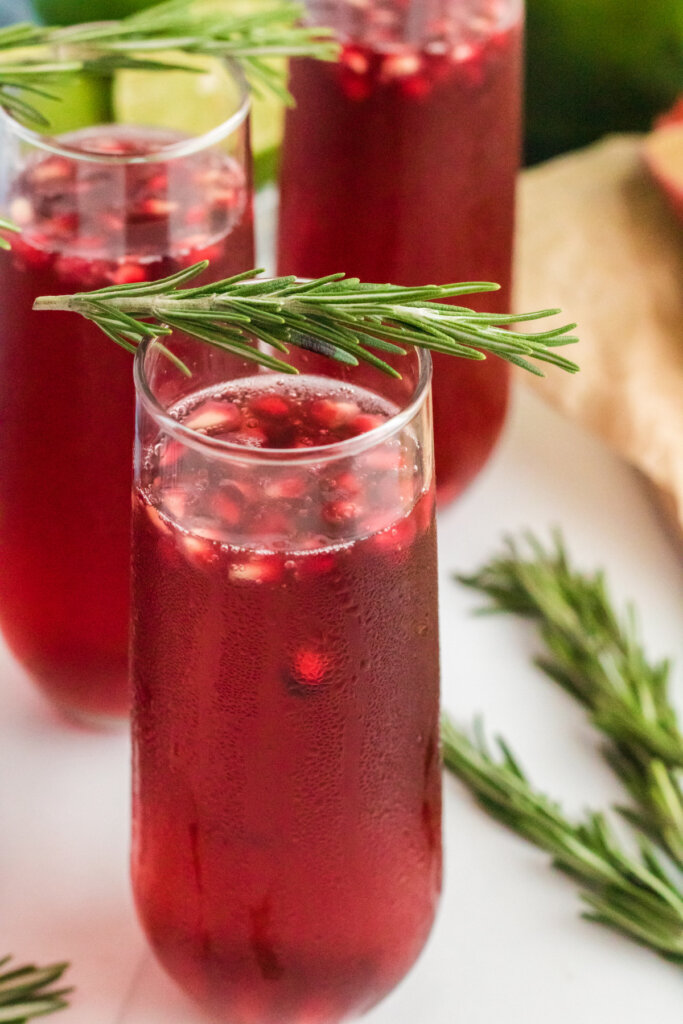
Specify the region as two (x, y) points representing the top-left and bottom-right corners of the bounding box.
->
(309, 398), (360, 429)
(323, 500), (358, 526)
(264, 475), (308, 499)
(362, 444), (401, 472)
(343, 48), (369, 75)
(233, 425), (269, 447)
(179, 242), (223, 268)
(292, 648), (330, 686)
(50, 213), (78, 236)
(229, 556), (283, 584)
(139, 197), (178, 217)
(372, 515), (417, 554)
(147, 172), (168, 192)
(401, 75), (432, 99)
(163, 489), (187, 520)
(11, 236), (52, 271)
(296, 551), (337, 578)
(180, 533), (217, 568)
(250, 394), (291, 419)
(212, 487), (244, 527)
(184, 205), (207, 225)
(9, 197), (33, 225)
(211, 187), (239, 208)
(159, 439), (185, 469)
(350, 412), (386, 434)
(333, 470), (362, 497)
(31, 157), (70, 183)
(381, 52), (422, 80)
(110, 262), (148, 285)
(185, 401), (241, 433)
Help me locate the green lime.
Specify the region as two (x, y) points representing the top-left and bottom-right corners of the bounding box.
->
(29, 74), (112, 134)
(112, 52), (285, 188)
(32, 0), (154, 23)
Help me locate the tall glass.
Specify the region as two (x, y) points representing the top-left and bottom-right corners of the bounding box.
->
(131, 335), (442, 1022)
(277, 0), (524, 506)
(0, 62), (254, 723)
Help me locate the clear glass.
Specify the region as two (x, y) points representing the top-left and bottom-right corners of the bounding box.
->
(0, 60), (255, 724)
(131, 335), (442, 1023)
(277, 0), (524, 506)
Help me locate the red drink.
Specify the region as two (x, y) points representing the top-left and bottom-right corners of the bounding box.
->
(131, 348), (441, 1022)
(0, 122), (254, 721)
(277, 0), (523, 505)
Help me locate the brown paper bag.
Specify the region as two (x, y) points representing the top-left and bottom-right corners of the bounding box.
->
(513, 134), (683, 541)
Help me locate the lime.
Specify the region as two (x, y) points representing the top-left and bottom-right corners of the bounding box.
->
(32, 0), (154, 23)
(112, 52), (285, 188)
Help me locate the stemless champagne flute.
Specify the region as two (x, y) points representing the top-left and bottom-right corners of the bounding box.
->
(0, 59), (254, 723)
(277, 0), (524, 506)
(131, 335), (442, 1023)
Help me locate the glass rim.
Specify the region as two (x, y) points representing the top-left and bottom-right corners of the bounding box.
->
(0, 56), (251, 164)
(134, 334), (433, 468)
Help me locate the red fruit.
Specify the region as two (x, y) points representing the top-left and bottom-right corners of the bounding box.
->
(309, 397), (360, 429)
(264, 475), (308, 499)
(213, 486), (244, 528)
(323, 499), (358, 526)
(350, 412), (387, 434)
(250, 394), (291, 419)
(654, 97), (683, 130)
(229, 555), (284, 584)
(643, 119), (683, 225)
(185, 401), (242, 433)
(291, 647), (330, 686)
(110, 262), (148, 285)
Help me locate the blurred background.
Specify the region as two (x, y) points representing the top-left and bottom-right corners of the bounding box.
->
(3, 0), (682, 170)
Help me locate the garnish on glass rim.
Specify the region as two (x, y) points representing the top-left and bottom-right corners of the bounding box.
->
(33, 262), (579, 379)
(457, 532), (683, 869)
(0, 954), (71, 1021)
(0, 0), (337, 129)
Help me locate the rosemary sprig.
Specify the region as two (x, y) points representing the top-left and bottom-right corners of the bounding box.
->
(33, 264), (579, 379)
(441, 717), (683, 963)
(0, 0), (337, 128)
(0, 955), (71, 1022)
(456, 532), (683, 868)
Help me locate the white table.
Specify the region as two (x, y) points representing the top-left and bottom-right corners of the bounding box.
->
(2, 379), (681, 1023)
(2, 195), (682, 1021)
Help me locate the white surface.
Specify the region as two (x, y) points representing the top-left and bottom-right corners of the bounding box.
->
(2, 194), (682, 1020)
(2, 381), (682, 1023)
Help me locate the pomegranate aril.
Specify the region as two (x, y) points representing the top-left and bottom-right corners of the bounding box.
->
(229, 556), (284, 584)
(9, 197), (33, 225)
(212, 487), (244, 527)
(250, 394), (291, 419)
(309, 397), (360, 429)
(163, 489), (188, 520)
(371, 515), (417, 554)
(110, 262), (148, 285)
(264, 475), (308, 499)
(295, 551), (338, 578)
(291, 647), (330, 686)
(180, 533), (217, 568)
(323, 499), (358, 526)
(350, 412), (387, 434)
(333, 471), (363, 497)
(185, 401), (241, 433)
